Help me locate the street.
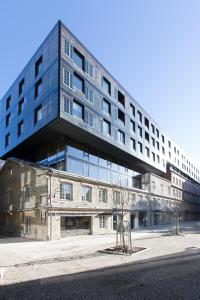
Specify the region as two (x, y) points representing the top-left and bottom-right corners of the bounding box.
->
(1, 249), (200, 299)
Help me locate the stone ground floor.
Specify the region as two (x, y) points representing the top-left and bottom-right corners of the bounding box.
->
(0, 209), (199, 240)
(1, 221), (200, 286)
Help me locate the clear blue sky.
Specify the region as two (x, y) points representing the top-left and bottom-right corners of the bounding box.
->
(0, 0), (200, 166)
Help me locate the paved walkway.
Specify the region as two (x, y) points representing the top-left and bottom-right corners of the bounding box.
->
(1, 221), (200, 285)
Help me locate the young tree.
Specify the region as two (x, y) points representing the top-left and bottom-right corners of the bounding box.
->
(170, 200), (183, 235)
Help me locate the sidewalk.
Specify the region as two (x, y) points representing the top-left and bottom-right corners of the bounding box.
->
(1, 221), (200, 285)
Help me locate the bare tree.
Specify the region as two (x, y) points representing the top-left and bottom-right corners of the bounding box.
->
(170, 200), (183, 235)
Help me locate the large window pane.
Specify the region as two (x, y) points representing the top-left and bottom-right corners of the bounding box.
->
(73, 100), (84, 119)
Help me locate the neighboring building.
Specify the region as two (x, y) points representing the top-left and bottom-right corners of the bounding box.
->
(0, 20), (200, 239)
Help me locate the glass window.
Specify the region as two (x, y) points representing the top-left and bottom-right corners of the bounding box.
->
(85, 110), (94, 127)
(138, 142), (143, 153)
(85, 60), (94, 78)
(5, 133), (10, 147)
(6, 96), (11, 110)
(99, 167), (108, 182)
(73, 47), (84, 70)
(73, 100), (84, 119)
(99, 189), (108, 203)
(102, 76), (111, 95)
(34, 105), (42, 124)
(151, 124), (155, 134)
(130, 119), (135, 132)
(63, 68), (73, 88)
(89, 164), (99, 179)
(130, 138), (136, 150)
(118, 129), (125, 144)
(73, 72), (84, 92)
(118, 109), (125, 124)
(67, 146), (83, 159)
(113, 190), (120, 205)
(130, 103), (135, 117)
(144, 117), (149, 128)
(137, 110), (142, 123)
(85, 86), (94, 103)
(60, 183), (73, 200)
(81, 186), (92, 202)
(18, 98), (24, 115)
(35, 78), (42, 98)
(99, 215), (107, 228)
(102, 98), (111, 115)
(64, 38), (73, 59)
(35, 56), (42, 77)
(138, 126), (142, 138)
(63, 97), (73, 115)
(6, 113), (10, 127)
(18, 120), (23, 137)
(103, 119), (111, 136)
(19, 78), (24, 96)
(118, 90), (125, 107)
(67, 156), (84, 176)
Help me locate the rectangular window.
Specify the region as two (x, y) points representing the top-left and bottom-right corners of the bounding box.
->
(6, 96), (11, 110)
(151, 137), (155, 147)
(99, 188), (107, 203)
(64, 38), (73, 59)
(24, 186), (31, 202)
(102, 76), (111, 95)
(145, 146), (150, 157)
(152, 152), (155, 161)
(85, 110), (94, 127)
(113, 190), (120, 205)
(102, 98), (111, 115)
(63, 97), (73, 115)
(118, 109), (125, 124)
(130, 103), (135, 117)
(81, 186), (92, 202)
(161, 135), (165, 143)
(5, 133), (10, 147)
(63, 68), (73, 88)
(34, 105), (42, 124)
(137, 110), (142, 123)
(85, 86), (94, 103)
(6, 113), (10, 127)
(138, 142), (143, 153)
(18, 98), (24, 115)
(73, 100), (84, 119)
(151, 124), (155, 134)
(156, 128), (159, 138)
(103, 119), (111, 136)
(35, 56), (42, 77)
(25, 218), (31, 234)
(60, 183), (73, 200)
(35, 78), (42, 98)
(138, 125), (142, 138)
(157, 155), (160, 164)
(118, 90), (125, 107)
(99, 215), (107, 228)
(162, 146), (165, 155)
(19, 78), (24, 96)
(85, 59), (94, 78)
(130, 119), (135, 132)
(18, 120), (23, 136)
(118, 129), (125, 144)
(130, 138), (136, 150)
(145, 131), (149, 142)
(73, 47), (84, 70)
(144, 117), (149, 128)
(156, 141), (160, 150)
(73, 72), (84, 92)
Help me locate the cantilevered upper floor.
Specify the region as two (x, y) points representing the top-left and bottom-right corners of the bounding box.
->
(0, 20), (199, 183)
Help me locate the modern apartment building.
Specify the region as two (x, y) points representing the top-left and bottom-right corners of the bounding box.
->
(0, 20), (200, 239)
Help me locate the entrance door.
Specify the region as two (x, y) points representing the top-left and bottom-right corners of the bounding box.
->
(139, 211), (147, 227)
(61, 216), (91, 237)
(131, 215), (135, 229)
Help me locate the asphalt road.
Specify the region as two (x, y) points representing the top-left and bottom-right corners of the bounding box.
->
(1, 249), (200, 300)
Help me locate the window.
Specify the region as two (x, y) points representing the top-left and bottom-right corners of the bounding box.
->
(35, 56), (42, 77)
(35, 78), (42, 98)
(152, 152), (155, 161)
(118, 109), (125, 124)
(138, 125), (142, 138)
(138, 142), (143, 153)
(144, 117), (149, 128)
(5, 133), (10, 147)
(63, 97), (73, 115)
(169, 151), (171, 158)
(156, 128), (159, 138)
(137, 110), (142, 123)
(130, 138), (136, 150)
(156, 141), (160, 150)
(18, 120), (23, 136)
(81, 186), (92, 202)
(162, 147), (165, 155)
(6, 96), (11, 110)
(63, 68), (73, 88)
(118, 129), (125, 144)
(102, 98), (111, 115)
(24, 186), (31, 202)
(102, 76), (111, 95)
(85, 59), (94, 78)
(85, 110), (94, 127)
(145, 131), (149, 142)
(25, 218), (31, 234)
(19, 78), (24, 96)
(85, 86), (94, 103)
(113, 190), (120, 204)
(73, 100), (84, 119)
(6, 113), (10, 127)
(130, 103), (135, 116)
(151, 124), (155, 134)
(145, 146), (150, 157)
(157, 155), (160, 164)
(64, 38), (73, 59)
(99, 215), (107, 228)
(73, 72), (84, 92)
(130, 120), (135, 132)
(151, 137), (155, 147)
(60, 183), (73, 200)
(168, 141), (171, 148)
(18, 98), (24, 115)
(34, 105), (42, 124)
(118, 90), (125, 107)
(73, 47), (84, 70)
(99, 188), (107, 203)
(161, 135), (165, 143)
(103, 119), (111, 136)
